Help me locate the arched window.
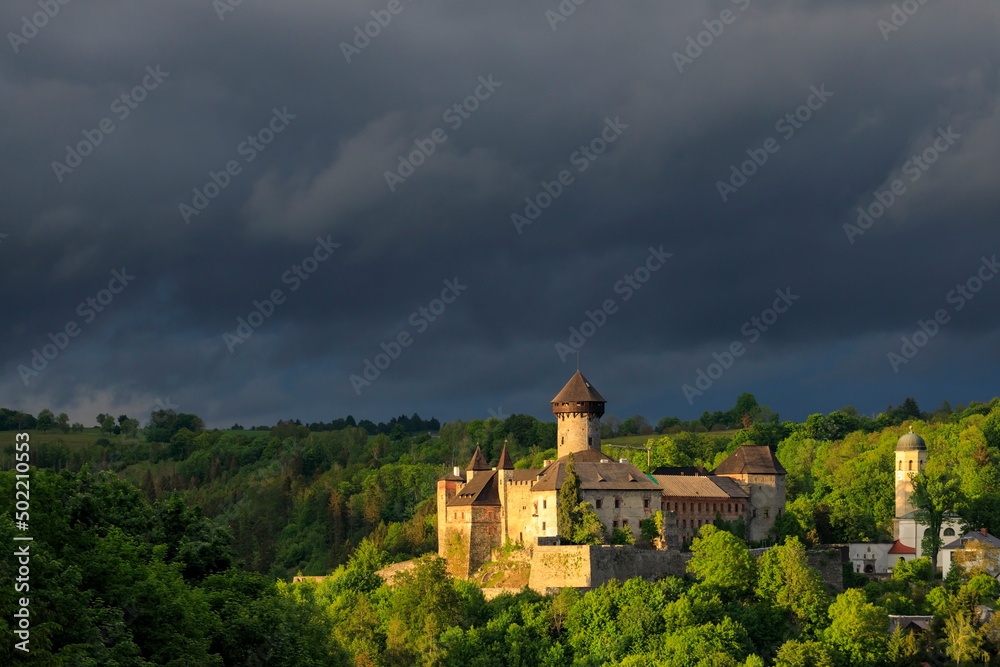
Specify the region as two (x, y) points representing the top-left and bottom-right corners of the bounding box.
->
(898, 461), (902, 470)
(908, 460), (913, 471)
(943, 527), (955, 537)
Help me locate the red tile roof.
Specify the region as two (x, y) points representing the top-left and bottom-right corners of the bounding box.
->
(888, 540), (916, 554)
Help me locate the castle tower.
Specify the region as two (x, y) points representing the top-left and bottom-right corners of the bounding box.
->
(712, 445), (786, 543)
(551, 371), (606, 459)
(894, 426), (927, 539)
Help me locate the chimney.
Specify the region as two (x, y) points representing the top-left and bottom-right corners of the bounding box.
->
(542, 460), (551, 467)
(619, 458), (628, 464)
(453, 466), (460, 477)
(982, 528), (988, 536)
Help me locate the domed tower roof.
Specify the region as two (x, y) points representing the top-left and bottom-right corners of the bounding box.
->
(896, 426), (926, 452)
(551, 371), (606, 416)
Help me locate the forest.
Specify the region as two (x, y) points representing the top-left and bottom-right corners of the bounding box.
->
(2, 394), (1000, 665)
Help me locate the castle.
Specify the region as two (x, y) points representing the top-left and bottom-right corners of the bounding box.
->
(437, 371), (786, 578)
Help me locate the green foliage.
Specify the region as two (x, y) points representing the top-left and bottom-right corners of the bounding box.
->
(332, 536), (389, 594)
(775, 639), (835, 667)
(572, 502), (608, 545)
(557, 454), (579, 543)
(386, 555), (464, 663)
(823, 588), (888, 667)
(640, 511), (662, 542)
(610, 526), (635, 545)
(890, 557), (933, 585)
(688, 525), (756, 600)
(755, 537), (828, 632)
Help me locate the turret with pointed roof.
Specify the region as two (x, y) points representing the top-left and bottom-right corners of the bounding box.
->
(497, 444), (514, 470)
(466, 445), (490, 481)
(552, 370), (606, 459)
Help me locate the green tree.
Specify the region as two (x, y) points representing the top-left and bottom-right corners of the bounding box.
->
(944, 607), (988, 664)
(387, 554), (462, 663)
(36, 408), (54, 433)
(687, 524), (756, 600)
(886, 627), (923, 667)
(756, 536), (827, 632)
(56, 412), (70, 433)
(333, 536), (389, 594)
(572, 502), (607, 545)
(822, 588), (888, 667)
(558, 454), (580, 543)
(101, 414), (116, 434)
(911, 470), (961, 567)
(775, 639), (835, 667)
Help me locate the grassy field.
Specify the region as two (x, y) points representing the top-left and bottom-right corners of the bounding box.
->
(9, 428), (112, 447)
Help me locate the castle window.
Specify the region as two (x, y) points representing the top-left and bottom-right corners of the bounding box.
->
(697, 520), (702, 527)
(614, 498), (622, 508)
(682, 503), (686, 512)
(543, 499), (547, 509)
(622, 520), (629, 528)
(728, 503), (732, 513)
(561, 436), (564, 445)
(596, 498), (603, 509)
(488, 525), (494, 535)
(753, 509), (757, 518)
(698, 503), (702, 512)
(908, 460), (913, 471)
(764, 509), (769, 519)
(682, 519), (686, 528)
(712, 504), (717, 512)
(944, 527), (955, 536)
(542, 521), (546, 531)
(613, 520), (618, 528)
(588, 436), (593, 447)
(898, 461), (901, 470)
(643, 498), (650, 509)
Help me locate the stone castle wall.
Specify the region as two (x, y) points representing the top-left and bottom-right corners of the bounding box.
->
(527, 545), (691, 590)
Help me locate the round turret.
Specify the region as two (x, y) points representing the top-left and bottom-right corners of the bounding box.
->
(896, 426), (926, 452)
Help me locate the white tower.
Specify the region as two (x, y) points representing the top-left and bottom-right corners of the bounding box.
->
(894, 426), (927, 540)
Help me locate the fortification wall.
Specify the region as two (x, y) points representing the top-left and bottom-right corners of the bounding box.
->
(527, 545), (691, 590)
(806, 548), (844, 592)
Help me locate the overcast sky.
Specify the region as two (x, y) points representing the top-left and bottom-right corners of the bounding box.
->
(2, 0), (999, 429)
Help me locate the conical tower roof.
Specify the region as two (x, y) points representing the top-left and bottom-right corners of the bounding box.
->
(551, 370), (606, 404)
(497, 444), (514, 470)
(467, 445), (490, 471)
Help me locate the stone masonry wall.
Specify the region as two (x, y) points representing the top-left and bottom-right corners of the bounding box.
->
(557, 413), (602, 458)
(527, 545), (691, 591)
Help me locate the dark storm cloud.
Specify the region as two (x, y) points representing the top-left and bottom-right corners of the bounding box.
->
(1, 0), (999, 427)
